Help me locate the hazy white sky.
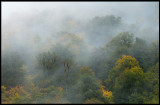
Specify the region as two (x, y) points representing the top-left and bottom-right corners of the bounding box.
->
(2, 2), (159, 52)
(2, 2), (159, 24)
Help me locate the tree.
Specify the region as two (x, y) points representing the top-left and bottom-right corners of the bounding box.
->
(90, 32), (135, 80)
(62, 58), (73, 99)
(1, 85), (30, 104)
(129, 37), (151, 72)
(145, 62), (159, 104)
(105, 55), (139, 90)
(105, 55), (147, 103)
(37, 51), (60, 72)
(106, 32), (134, 49)
(100, 84), (114, 103)
(84, 98), (104, 104)
(148, 41), (159, 65)
(114, 66), (145, 100)
(2, 51), (25, 88)
(128, 93), (144, 104)
(28, 83), (66, 103)
(85, 15), (123, 47)
(69, 66), (106, 103)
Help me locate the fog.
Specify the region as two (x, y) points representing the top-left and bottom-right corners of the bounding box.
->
(2, 2), (159, 46)
(2, 2), (159, 104)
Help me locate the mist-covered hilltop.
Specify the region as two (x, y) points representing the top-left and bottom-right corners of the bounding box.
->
(2, 2), (159, 104)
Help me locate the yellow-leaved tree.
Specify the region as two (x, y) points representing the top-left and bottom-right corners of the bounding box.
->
(105, 55), (147, 104)
(1, 85), (30, 104)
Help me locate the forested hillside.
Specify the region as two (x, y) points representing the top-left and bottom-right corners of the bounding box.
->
(2, 2), (159, 104)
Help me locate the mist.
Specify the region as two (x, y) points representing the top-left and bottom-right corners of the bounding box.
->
(2, 2), (159, 104)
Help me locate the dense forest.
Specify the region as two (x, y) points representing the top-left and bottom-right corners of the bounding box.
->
(1, 2), (159, 104)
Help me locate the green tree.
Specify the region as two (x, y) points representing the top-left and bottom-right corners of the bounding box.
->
(69, 66), (106, 103)
(90, 32), (134, 80)
(105, 55), (139, 90)
(130, 37), (153, 72)
(2, 51), (25, 88)
(105, 55), (147, 103)
(37, 51), (60, 72)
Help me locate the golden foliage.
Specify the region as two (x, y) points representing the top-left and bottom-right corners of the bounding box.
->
(1, 85), (6, 91)
(1, 85), (29, 104)
(100, 85), (113, 99)
(115, 55), (139, 70)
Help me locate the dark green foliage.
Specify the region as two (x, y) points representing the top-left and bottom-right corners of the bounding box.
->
(68, 66), (105, 103)
(37, 51), (60, 72)
(2, 51), (25, 88)
(90, 32), (134, 80)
